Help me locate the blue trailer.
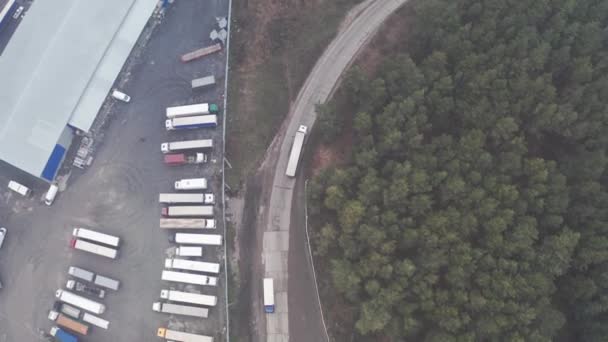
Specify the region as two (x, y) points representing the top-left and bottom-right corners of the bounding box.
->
(50, 326), (78, 342)
(165, 115), (218, 130)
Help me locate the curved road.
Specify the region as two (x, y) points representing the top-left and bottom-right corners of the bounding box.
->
(256, 0), (409, 341)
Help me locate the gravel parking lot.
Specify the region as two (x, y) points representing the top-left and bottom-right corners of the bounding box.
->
(0, 1), (229, 341)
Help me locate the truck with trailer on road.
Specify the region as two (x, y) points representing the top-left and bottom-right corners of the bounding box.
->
(160, 289), (217, 306)
(166, 103), (219, 118)
(285, 125), (308, 177)
(160, 218), (216, 229)
(174, 233), (222, 246)
(166, 115), (218, 130)
(159, 193), (215, 204)
(157, 327), (214, 342)
(153, 301), (209, 318)
(264, 278), (275, 313)
(162, 139), (213, 153)
(162, 205), (214, 217)
(55, 289), (105, 314)
(165, 258), (220, 274)
(164, 153), (207, 165)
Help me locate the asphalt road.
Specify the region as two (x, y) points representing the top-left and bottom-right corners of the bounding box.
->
(251, 0), (409, 341)
(0, 1), (229, 341)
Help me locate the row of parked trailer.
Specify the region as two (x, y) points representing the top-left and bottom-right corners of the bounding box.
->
(48, 265), (121, 340)
(155, 98), (221, 342)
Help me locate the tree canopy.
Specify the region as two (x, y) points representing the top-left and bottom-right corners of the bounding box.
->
(310, 0), (608, 340)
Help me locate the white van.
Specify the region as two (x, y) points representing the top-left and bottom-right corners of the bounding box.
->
(45, 183), (59, 205)
(111, 90), (131, 102)
(8, 180), (31, 196)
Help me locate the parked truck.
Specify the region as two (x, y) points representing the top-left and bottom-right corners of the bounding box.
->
(55, 289), (105, 314)
(285, 125), (308, 177)
(48, 311), (89, 335)
(175, 178), (207, 190)
(191, 75), (216, 90)
(93, 274), (120, 291)
(166, 115), (218, 130)
(180, 43), (222, 63)
(176, 246), (203, 257)
(153, 302), (209, 318)
(161, 270), (217, 286)
(72, 227), (120, 247)
(66, 280), (105, 299)
(161, 205), (214, 217)
(159, 193), (215, 204)
(165, 258), (220, 274)
(82, 312), (110, 330)
(164, 153), (207, 165)
(68, 266), (94, 282)
(157, 327), (214, 342)
(70, 238), (118, 259)
(53, 301), (81, 319)
(49, 326), (78, 342)
(160, 289), (217, 306)
(161, 139), (213, 153)
(174, 233), (222, 246)
(166, 103), (219, 118)
(160, 218), (216, 229)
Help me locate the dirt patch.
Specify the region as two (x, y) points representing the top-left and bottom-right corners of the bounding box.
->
(310, 128), (353, 176)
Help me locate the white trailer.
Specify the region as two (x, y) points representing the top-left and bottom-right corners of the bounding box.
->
(161, 270), (217, 286)
(176, 246), (203, 257)
(68, 266), (94, 282)
(153, 302), (209, 318)
(160, 289), (217, 306)
(55, 289), (105, 314)
(157, 327), (214, 342)
(263, 278), (275, 313)
(175, 178), (207, 190)
(72, 228), (120, 247)
(165, 258), (220, 274)
(94, 274), (120, 291)
(166, 115), (218, 130)
(161, 139), (213, 153)
(191, 75), (216, 89)
(285, 125), (308, 177)
(160, 218), (216, 229)
(159, 193), (215, 204)
(166, 103), (218, 118)
(82, 312), (110, 330)
(164, 206), (214, 217)
(175, 233), (222, 246)
(70, 239), (118, 259)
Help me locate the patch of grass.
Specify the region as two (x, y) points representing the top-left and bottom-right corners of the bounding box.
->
(226, 0), (364, 190)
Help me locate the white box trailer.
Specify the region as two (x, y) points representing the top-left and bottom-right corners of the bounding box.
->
(68, 266), (94, 282)
(285, 125), (308, 177)
(166, 115), (218, 130)
(153, 302), (209, 318)
(161, 139), (213, 153)
(160, 289), (217, 306)
(8, 180), (31, 196)
(175, 178), (207, 190)
(160, 219), (215, 229)
(70, 238), (118, 259)
(94, 274), (120, 291)
(191, 75), (216, 89)
(176, 246), (203, 257)
(72, 228), (120, 247)
(82, 312), (110, 330)
(175, 233), (222, 246)
(159, 193), (214, 204)
(55, 289), (105, 314)
(263, 278), (275, 313)
(166, 103), (218, 119)
(157, 327), (214, 342)
(161, 270), (217, 286)
(165, 258), (220, 274)
(164, 206), (214, 217)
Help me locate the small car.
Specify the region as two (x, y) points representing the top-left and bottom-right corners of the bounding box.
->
(111, 89), (131, 103)
(0, 227), (6, 249)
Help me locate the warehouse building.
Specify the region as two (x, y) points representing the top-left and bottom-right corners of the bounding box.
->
(0, 0), (159, 181)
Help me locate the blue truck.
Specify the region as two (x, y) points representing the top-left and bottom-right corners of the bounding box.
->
(50, 326), (78, 342)
(165, 115), (218, 130)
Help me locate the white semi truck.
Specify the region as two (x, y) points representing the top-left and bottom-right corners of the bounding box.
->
(160, 218), (216, 229)
(285, 125), (308, 177)
(72, 227), (120, 247)
(175, 178), (207, 190)
(55, 289), (105, 314)
(152, 302), (209, 318)
(161, 270), (217, 286)
(158, 193), (215, 204)
(161, 139), (213, 153)
(165, 258), (220, 274)
(174, 233), (222, 246)
(70, 238), (118, 259)
(162, 206), (214, 217)
(160, 289), (217, 306)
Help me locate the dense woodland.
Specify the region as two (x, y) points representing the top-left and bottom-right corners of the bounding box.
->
(309, 0), (608, 340)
